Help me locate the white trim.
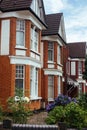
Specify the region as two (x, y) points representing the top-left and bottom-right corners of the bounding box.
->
(0, 11), (45, 30)
(42, 36), (63, 46)
(44, 69), (62, 76)
(77, 79), (86, 83)
(15, 45), (27, 50)
(1, 20), (10, 55)
(70, 58), (85, 61)
(48, 98), (54, 102)
(9, 56), (41, 68)
(30, 97), (42, 100)
(16, 50), (26, 56)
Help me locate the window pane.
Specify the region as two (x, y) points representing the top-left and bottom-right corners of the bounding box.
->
(48, 42), (53, 61)
(16, 19), (25, 46)
(48, 50), (53, 61)
(16, 31), (24, 46)
(15, 79), (23, 89)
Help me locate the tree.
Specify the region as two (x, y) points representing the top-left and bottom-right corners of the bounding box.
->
(83, 56), (87, 80)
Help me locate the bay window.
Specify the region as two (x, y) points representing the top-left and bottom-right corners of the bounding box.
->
(16, 19), (25, 46)
(48, 42), (54, 61)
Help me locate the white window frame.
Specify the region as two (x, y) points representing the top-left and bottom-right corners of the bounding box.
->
(30, 66), (38, 98)
(58, 45), (61, 64)
(48, 42), (54, 62)
(71, 62), (76, 75)
(48, 75), (54, 100)
(66, 61), (70, 75)
(16, 19), (25, 47)
(15, 65), (24, 96)
(30, 26), (39, 52)
(31, 0), (40, 17)
(58, 76), (61, 95)
(78, 61), (82, 75)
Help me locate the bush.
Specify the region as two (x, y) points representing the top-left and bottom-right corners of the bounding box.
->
(45, 100), (87, 129)
(7, 89), (32, 124)
(7, 96), (32, 124)
(64, 102), (86, 129)
(78, 93), (87, 110)
(46, 94), (77, 112)
(45, 106), (65, 124)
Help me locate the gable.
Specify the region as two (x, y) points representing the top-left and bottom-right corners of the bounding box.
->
(30, 0), (46, 24)
(59, 15), (66, 42)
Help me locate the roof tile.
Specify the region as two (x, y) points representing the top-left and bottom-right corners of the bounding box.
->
(42, 13), (63, 36)
(67, 42), (86, 58)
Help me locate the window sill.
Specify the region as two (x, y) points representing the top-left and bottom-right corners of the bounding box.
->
(57, 63), (63, 66)
(30, 49), (40, 56)
(15, 45), (27, 50)
(48, 98), (54, 102)
(30, 97), (42, 101)
(47, 61), (55, 64)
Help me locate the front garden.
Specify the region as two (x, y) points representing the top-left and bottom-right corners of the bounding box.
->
(0, 93), (87, 130)
(45, 94), (87, 129)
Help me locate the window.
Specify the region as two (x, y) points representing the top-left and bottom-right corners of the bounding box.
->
(58, 76), (61, 95)
(30, 67), (38, 98)
(30, 27), (39, 52)
(48, 75), (54, 99)
(15, 65), (24, 96)
(71, 62), (76, 75)
(31, 0), (40, 17)
(78, 61), (82, 75)
(66, 61), (70, 75)
(48, 42), (54, 61)
(16, 19), (25, 46)
(58, 45), (61, 64)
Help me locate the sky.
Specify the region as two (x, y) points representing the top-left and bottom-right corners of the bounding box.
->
(43, 0), (87, 43)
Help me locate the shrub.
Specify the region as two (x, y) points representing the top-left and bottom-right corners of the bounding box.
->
(7, 89), (32, 124)
(7, 96), (32, 124)
(78, 93), (87, 110)
(46, 101), (87, 129)
(46, 94), (77, 112)
(45, 106), (65, 124)
(64, 102), (86, 129)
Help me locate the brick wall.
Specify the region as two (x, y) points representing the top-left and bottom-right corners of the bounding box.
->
(0, 56), (14, 109)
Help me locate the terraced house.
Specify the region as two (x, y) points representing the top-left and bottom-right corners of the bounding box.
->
(0, 0), (86, 110)
(41, 13), (66, 106)
(63, 42), (87, 97)
(0, 0), (47, 110)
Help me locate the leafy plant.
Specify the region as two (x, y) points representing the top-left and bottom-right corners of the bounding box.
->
(64, 102), (86, 129)
(45, 106), (65, 124)
(7, 88), (32, 124)
(46, 101), (87, 129)
(46, 94), (77, 112)
(78, 93), (87, 110)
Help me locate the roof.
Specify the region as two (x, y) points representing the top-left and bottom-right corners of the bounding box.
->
(0, 0), (32, 12)
(67, 42), (86, 58)
(42, 13), (63, 36)
(0, 0), (47, 28)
